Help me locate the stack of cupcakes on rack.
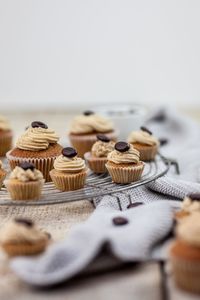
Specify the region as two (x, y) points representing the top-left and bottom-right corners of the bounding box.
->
(128, 126), (159, 161)
(6, 121), (62, 182)
(50, 147), (88, 191)
(5, 162), (44, 200)
(106, 141), (145, 183)
(0, 218), (50, 256)
(68, 111), (118, 158)
(84, 134), (115, 174)
(0, 115), (13, 157)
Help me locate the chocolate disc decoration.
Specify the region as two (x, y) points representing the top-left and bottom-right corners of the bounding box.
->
(96, 134), (110, 143)
(112, 217), (129, 226)
(140, 126), (152, 135)
(62, 147), (77, 158)
(83, 110), (94, 116)
(159, 138), (168, 146)
(31, 121), (48, 129)
(19, 162), (35, 171)
(115, 142), (130, 152)
(188, 193), (200, 201)
(127, 202), (144, 209)
(15, 218), (33, 227)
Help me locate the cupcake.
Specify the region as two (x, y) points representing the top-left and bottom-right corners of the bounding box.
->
(175, 193), (200, 220)
(6, 121), (62, 181)
(0, 115), (13, 157)
(50, 147), (88, 191)
(0, 218), (50, 256)
(170, 212), (200, 293)
(0, 159), (6, 189)
(127, 126), (159, 161)
(68, 110), (118, 157)
(5, 162), (44, 200)
(105, 142), (145, 184)
(84, 134), (115, 174)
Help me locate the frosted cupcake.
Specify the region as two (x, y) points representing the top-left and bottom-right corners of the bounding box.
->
(50, 147), (87, 191)
(170, 212), (200, 293)
(68, 111), (118, 157)
(0, 160), (6, 190)
(128, 126), (159, 161)
(175, 193), (200, 220)
(106, 142), (145, 184)
(0, 115), (13, 157)
(84, 134), (115, 174)
(5, 162), (44, 200)
(0, 218), (50, 256)
(6, 121), (62, 181)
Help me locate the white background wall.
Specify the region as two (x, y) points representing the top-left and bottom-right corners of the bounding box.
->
(0, 0), (200, 111)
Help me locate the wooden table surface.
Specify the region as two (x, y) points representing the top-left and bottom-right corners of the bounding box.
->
(0, 111), (200, 300)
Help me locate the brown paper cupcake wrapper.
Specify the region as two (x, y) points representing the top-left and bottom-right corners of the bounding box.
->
(133, 144), (158, 161)
(2, 240), (47, 256)
(50, 169), (87, 191)
(84, 152), (108, 174)
(0, 132), (12, 157)
(69, 130), (118, 158)
(5, 180), (43, 201)
(171, 256), (200, 293)
(6, 151), (57, 182)
(106, 162), (144, 184)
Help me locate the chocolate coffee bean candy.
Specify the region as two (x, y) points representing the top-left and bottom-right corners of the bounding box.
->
(188, 193), (200, 201)
(140, 126), (152, 135)
(159, 138), (168, 146)
(127, 202), (144, 209)
(19, 162), (35, 171)
(112, 217), (129, 226)
(96, 134), (110, 143)
(115, 142), (130, 152)
(31, 121), (48, 129)
(83, 110), (94, 116)
(151, 110), (166, 122)
(15, 218), (33, 227)
(62, 147), (77, 158)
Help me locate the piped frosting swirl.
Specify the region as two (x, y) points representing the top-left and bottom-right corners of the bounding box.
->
(0, 115), (11, 131)
(10, 166), (44, 182)
(181, 196), (200, 213)
(128, 130), (159, 146)
(16, 127), (59, 151)
(91, 140), (115, 157)
(70, 114), (114, 134)
(54, 155), (86, 173)
(107, 144), (140, 164)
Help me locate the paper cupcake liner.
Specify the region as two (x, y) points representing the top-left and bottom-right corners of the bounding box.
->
(50, 169), (87, 191)
(133, 144), (158, 161)
(171, 256), (200, 293)
(69, 130), (118, 158)
(2, 240), (47, 256)
(6, 151), (57, 182)
(106, 162), (145, 184)
(84, 152), (108, 174)
(0, 169), (6, 189)
(5, 179), (43, 201)
(0, 131), (12, 157)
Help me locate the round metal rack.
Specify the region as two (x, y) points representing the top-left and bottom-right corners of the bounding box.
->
(0, 154), (178, 206)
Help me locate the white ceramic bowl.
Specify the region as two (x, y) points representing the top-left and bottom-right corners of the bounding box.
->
(92, 104), (147, 140)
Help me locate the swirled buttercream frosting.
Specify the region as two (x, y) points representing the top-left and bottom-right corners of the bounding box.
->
(128, 130), (159, 146)
(107, 144), (140, 164)
(91, 140), (115, 157)
(16, 127), (59, 151)
(0, 115), (11, 131)
(54, 154), (86, 173)
(10, 166), (44, 182)
(70, 114), (114, 134)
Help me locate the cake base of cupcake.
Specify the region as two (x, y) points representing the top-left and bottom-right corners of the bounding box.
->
(106, 161), (145, 184)
(131, 143), (158, 161)
(5, 179), (44, 200)
(2, 239), (47, 256)
(84, 152), (108, 174)
(50, 169), (88, 191)
(6, 143), (63, 182)
(0, 130), (12, 157)
(69, 130), (118, 158)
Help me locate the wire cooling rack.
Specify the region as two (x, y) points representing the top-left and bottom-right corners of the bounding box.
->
(0, 154), (179, 206)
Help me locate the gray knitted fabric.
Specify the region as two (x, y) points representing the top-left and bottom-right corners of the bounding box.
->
(11, 108), (200, 287)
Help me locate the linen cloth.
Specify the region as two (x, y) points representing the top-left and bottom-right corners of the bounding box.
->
(10, 108), (200, 286)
